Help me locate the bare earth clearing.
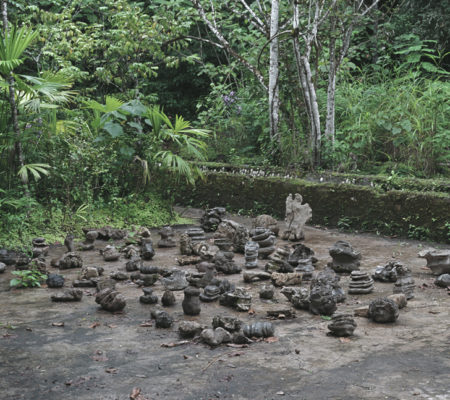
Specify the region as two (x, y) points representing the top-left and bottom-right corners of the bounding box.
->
(0, 208), (449, 400)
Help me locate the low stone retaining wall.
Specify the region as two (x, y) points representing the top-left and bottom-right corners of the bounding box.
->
(173, 172), (450, 244)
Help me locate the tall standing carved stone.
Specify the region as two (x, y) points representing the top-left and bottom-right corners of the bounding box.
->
(281, 194), (312, 241)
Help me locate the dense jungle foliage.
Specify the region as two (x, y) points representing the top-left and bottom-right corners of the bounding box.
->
(0, 0), (449, 247)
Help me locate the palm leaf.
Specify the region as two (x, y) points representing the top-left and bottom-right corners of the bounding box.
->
(0, 26), (38, 75)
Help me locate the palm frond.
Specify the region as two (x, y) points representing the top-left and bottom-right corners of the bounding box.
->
(0, 26), (38, 75)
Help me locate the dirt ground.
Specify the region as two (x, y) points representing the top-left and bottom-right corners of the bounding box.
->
(0, 207), (449, 400)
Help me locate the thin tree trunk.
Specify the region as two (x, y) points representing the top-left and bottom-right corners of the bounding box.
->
(1, 0), (30, 196)
(268, 0), (280, 143)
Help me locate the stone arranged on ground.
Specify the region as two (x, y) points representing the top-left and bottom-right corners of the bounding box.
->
(141, 241), (155, 260)
(32, 237), (49, 258)
(281, 287), (311, 310)
(51, 288), (83, 302)
(46, 273), (65, 288)
(157, 226), (176, 248)
(122, 244), (140, 259)
(101, 245), (120, 261)
(187, 227), (206, 243)
(200, 284), (221, 302)
(243, 270), (272, 283)
(348, 271), (374, 294)
(110, 271), (128, 281)
(15, 253), (31, 268)
(178, 321), (205, 338)
(96, 278), (116, 292)
(328, 314), (357, 337)
(80, 266), (102, 280)
(59, 252), (83, 269)
(311, 267), (346, 303)
(373, 261), (403, 282)
(393, 264), (415, 299)
(200, 207), (227, 232)
(243, 322), (275, 338)
(214, 220), (249, 254)
(140, 274), (159, 287)
(64, 234), (75, 252)
(0, 248), (17, 265)
(265, 246), (293, 273)
(214, 251), (241, 274)
(435, 274), (450, 288)
(82, 226), (127, 241)
(418, 249), (450, 275)
(177, 255), (201, 266)
(95, 288), (126, 312)
(139, 287), (158, 304)
(212, 315), (242, 332)
(0, 262), (5, 273)
(161, 269), (189, 291)
(244, 241), (259, 269)
(387, 293), (407, 309)
(161, 290), (176, 306)
(182, 286), (201, 315)
(259, 284), (275, 299)
(281, 193), (312, 241)
(187, 263), (216, 288)
(368, 297), (399, 323)
(254, 214), (279, 236)
(288, 243), (317, 280)
(73, 279), (96, 288)
(219, 287), (252, 312)
(309, 283), (337, 316)
(328, 241), (361, 273)
(249, 227), (276, 258)
(151, 309), (174, 328)
(79, 230), (98, 251)
(179, 233), (193, 256)
(126, 257), (142, 272)
(201, 327), (232, 346)
(271, 272), (302, 287)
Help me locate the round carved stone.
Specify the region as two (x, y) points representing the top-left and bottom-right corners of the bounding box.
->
(368, 298), (399, 323)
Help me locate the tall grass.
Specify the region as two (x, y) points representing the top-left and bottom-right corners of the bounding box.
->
(327, 70), (450, 176)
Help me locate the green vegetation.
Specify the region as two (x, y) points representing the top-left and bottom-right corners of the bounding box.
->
(0, 1), (448, 247)
(9, 269), (48, 288)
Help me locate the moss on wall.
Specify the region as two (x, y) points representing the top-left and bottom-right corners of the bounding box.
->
(173, 172), (450, 243)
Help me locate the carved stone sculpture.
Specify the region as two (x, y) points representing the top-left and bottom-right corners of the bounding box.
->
(59, 252), (83, 269)
(348, 271), (374, 294)
(309, 284), (337, 316)
(265, 246), (292, 273)
(259, 284), (275, 300)
(328, 314), (357, 337)
(214, 251), (241, 274)
(46, 273), (64, 288)
(328, 241), (361, 273)
(139, 287), (158, 304)
(151, 309), (173, 328)
(141, 241), (155, 260)
(393, 264), (415, 299)
(288, 243), (317, 280)
(249, 227), (276, 258)
(219, 287), (252, 312)
(271, 272), (302, 287)
(161, 269), (189, 291)
(200, 207), (226, 232)
(243, 322), (275, 338)
(182, 287), (201, 315)
(281, 287), (310, 310)
(244, 241), (259, 269)
(95, 288), (126, 311)
(32, 237), (49, 258)
(368, 297), (399, 323)
(281, 193), (312, 241)
(51, 288), (83, 302)
(179, 321), (204, 338)
(102, 245), (120, 261)
(311, 267), (346, 303)
(214, 220), (249, 253)
(418, 249), (450, 275)
(201, 327), (232, 346)
(157, 226), (176, 248)
(254, 214), (279, 236)
(373, 261), (402, 282)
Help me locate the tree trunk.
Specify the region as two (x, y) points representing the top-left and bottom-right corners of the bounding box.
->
(1, 0), (30, 196)
(268, 0), (280, 143)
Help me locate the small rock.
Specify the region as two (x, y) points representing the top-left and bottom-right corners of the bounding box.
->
(178, 321), (204, 338)
(152, 310), (173, 328)
(354, 306), (369, 318)
(271, 272), (302, 287)
(0, 262), (5, 273)
(243, 322), (275, 338)
(46, 273), (65, 288)
(51, 289), (83, 302)
(161, 290), (176, 306)
(201, 327), (232, 346)
(259, 284), (275, 300)
(368, 298), (399, 323)
(95, 288), (126, 312)
(110, 271), (129, 281)
(435, 274), (450, 288)
(328, 314), (357, 337)
(388, 293), (407, 309)
(182, 286), (201, 316)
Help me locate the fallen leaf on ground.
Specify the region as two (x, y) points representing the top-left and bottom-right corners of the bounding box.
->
(339, 337), (351, 343)
(264, 336), (278, 343)
(130, 387), (141, 399)
(428, 310), (440, 314)
(107, 324), (117, 328)
(105, 367), (118, 374)
(228, 351), (244, 357)
(276, 391), (285, 395)
(140, 321), (153, 327)
(161, 340), (190, 348)
(51, 322), (65, 327)
(90, 322), (101, 329)
(248, 308), (255, 315)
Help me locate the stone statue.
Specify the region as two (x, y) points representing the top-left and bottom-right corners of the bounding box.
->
(281, 194), (312, 241)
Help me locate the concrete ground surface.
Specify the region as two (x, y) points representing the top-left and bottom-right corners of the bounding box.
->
(0, 207), (449, 400)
